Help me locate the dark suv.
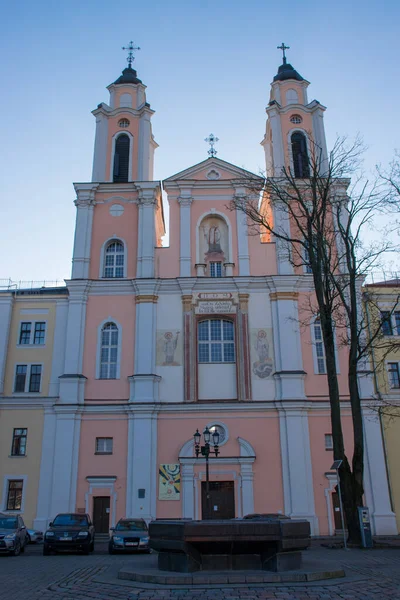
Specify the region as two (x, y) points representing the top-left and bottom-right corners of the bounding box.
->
(0, 513), (28, 556)
(43, 513), (95, 555)
(109, 518), (150, 554)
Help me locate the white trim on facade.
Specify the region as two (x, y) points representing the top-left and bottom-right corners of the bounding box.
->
(99, 236), (128, 279)
(12, 362), (44, 395)
(109, 130), (134, 183)
(95, 317), (122, 379)
(1, 474), (28, 514)
(85, 477), (117, 527)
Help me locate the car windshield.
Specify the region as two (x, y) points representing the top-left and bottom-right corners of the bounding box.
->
(115, 520), (147, 531)
(52, 515), (88, 526)
(0, 518), (17, 529)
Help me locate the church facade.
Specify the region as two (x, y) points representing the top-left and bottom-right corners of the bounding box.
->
(0, 53), (397, 537)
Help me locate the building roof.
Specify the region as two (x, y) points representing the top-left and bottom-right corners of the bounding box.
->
(365, 278), (400, 288)
(273, 62), (304, 82)
(113, 67), (142, 85)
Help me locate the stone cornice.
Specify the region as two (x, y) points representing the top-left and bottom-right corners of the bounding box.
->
(73, 183), (99, 207)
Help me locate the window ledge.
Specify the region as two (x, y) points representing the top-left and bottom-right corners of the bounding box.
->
(8, 455), (27, 459)
(16, 344), (46, 348)
(94, 452), (113, 455)
(12, 392), (41, 396)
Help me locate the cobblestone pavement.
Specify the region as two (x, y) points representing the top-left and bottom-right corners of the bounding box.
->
(1, 543), (400, 600)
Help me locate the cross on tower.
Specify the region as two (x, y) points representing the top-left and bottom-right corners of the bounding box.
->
(205, 133), (219, 158)
(277, 42), (290, 65)
(122, 41), (141, 68)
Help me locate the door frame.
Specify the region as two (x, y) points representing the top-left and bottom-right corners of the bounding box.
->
(85, 477), (117, 528)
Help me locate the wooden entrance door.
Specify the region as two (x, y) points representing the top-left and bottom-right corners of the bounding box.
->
(93, 496), (110, 533)
(332, 489), (347, 530)
(201, 481), (235, 519)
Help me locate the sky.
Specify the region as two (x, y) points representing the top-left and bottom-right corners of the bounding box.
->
(0, 0), (398, 284)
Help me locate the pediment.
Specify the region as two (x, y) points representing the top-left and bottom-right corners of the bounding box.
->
(163, 157), (263, 184)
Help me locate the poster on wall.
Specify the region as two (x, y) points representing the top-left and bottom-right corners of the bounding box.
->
(158, 464), (181, 500)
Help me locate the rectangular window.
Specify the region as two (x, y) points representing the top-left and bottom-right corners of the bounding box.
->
(14, 365), (27, 392)
(33, 322), (46, 344)
(395, 312), (400, 336)
(314, 321), (327, 374)
(388, 363), (400, 389)
(11, 428), (27, 456)
(210, 262), (222, 278)
(95, 437), (113, 454)
(29, 365), (42, 392)
(381, 311), (393, 336)
(6, 480), (23, 511)
(325, 434), (333, 450)
(19, 322), (31, 345)
(304, 243), (313, 273)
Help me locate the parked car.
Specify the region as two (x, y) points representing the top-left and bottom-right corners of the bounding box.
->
(43, 513), (95, 555)
(108, 518), (150, 554)
(0, 513), (28, 556)
(26, 528), (44, 543)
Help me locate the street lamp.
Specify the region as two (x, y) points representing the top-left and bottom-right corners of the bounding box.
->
(193, 426), (220, 519)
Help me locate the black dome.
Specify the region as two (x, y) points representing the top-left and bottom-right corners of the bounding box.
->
(113, 67), (142, 85)
(273, 62), (304, 82)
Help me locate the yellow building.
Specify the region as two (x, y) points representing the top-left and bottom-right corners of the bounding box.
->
(0, 287), (68, 527)
(364, 279), (400, 531)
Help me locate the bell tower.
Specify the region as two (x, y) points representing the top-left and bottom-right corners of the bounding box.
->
(261, 44), (328, 177)
(91, 41), (158, 183)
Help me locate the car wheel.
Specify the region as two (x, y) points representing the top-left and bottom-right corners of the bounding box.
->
(11, 541), (21, 556)
(43, 544), (51, 556)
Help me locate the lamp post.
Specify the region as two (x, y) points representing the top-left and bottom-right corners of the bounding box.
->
(193, 426), (220, 520)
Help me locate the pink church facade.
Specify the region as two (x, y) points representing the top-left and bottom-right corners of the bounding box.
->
(6, 56), (396, 536)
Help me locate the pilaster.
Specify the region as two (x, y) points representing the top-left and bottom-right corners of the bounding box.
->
(91, 113), (109, 181)
(71, 184), (98, 279)
(178, 194), (193, 277)
(181, 294), (196, 402)
(136, 182), (160, 278)
(234, 186), (250, 276)
(49, 299), (68, 397)
(33, 408), (57, 530)
(277, 403), (318, 534)
(138, 110), (154, 180)
(272, 200), (293, 275)
(237, 293), (252, 401)
(363, 409), (398, 535)
(0, 293), (14, 394)
(267, 107), (285, 175)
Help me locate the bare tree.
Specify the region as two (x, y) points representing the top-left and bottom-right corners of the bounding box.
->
(231, 136), (393, 544)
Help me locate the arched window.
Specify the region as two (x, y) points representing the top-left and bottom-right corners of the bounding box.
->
(198, 319), (235, 363)
(104, 241), (124, 278)
(291, 132), (310, 178)
(100, 323), (118, 379)
(313, 319), (326, 374)
(113, 134), (130, 182)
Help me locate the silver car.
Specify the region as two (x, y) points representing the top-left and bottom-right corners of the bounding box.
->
(0, 513), (28, 556)
(108, 518), (150, 554)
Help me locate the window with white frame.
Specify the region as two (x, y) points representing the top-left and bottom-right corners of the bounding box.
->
(95, 437), (113, 454)
(103, 241), (125, 278)
(198, 319), (235, 363)
(6, 480), (23, 511)
(380, 310), (400, 336)
(210, 261), (222, 278)
(14, 364), (42, 393)
(387, 362), (400, 389)
(18, 321), (46, 345)
(325, 434), (333, 450)
(100, 323), (118, 379)
(11, 428), (27, 456)
(313, 319), (326, 374)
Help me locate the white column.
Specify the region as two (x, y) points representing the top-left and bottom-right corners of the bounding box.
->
(136, 184), (159, 279)
(138, 112), (152, 180)
(278, 404), (318, 535)
(91, 113), (109, 182)
(126, 410), (158, 520)
(270, 289), (305, 400)
(59, 281), (89, 404)
(240, 462), (255, 516)
(363, 409), (398, 535)
(0, 294), (14, 394)
(178, 196), (193, 277)
(181, 462), (195, 518)
(273, 201), (293, 275)
(312, 107), (328, 173)
(268, 108), (284, 175)
(49, 408), (81, 519)
(49, 299), (68, 397)
(71, 184), (98, 279)
(33, 408), (56, 530)
(235, 201), (250, 275)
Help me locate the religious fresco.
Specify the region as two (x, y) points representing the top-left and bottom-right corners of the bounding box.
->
(156, 330), (182, 366)
(158, 464), (180, 500)
(250, 328), (274, 379)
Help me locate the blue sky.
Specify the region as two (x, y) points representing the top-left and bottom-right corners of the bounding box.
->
(0, 0), (398, 282)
